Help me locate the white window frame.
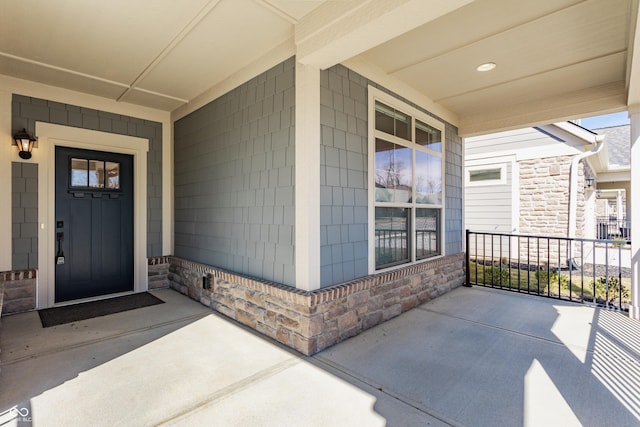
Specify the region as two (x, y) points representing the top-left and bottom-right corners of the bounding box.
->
(367, 86), (445, 274)
(466, 163), (507, 187)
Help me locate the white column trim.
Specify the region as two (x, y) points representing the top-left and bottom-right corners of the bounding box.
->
(35, 123), (149, 309)
(629, 110), (640, 319)
(162, 121), (174, 255)
(294, 61), (321, 291)
(0, 91), (12, 271)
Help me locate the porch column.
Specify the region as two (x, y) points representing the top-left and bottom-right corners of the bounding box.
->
(294, 61), (321, 291)
(629, 108), (640, 319)
(0, 90), (11, 271)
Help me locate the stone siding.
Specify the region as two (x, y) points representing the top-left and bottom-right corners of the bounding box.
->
(1, 270), (37, 315)
(168, 254), (465, 355)
(148, 257), (171, 289)
(518, 155), (588, 265)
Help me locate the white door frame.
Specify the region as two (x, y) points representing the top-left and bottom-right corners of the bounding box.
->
(36, 122), (149, 308)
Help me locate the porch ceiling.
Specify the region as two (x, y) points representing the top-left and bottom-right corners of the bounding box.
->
(0, 0), (638, 136)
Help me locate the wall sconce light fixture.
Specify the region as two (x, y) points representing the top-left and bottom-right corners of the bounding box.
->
(13, 128), (36, 160)
(585, 176), (595, 189)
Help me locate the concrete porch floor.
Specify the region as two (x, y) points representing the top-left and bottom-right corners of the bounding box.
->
(1, 286), (639, 426)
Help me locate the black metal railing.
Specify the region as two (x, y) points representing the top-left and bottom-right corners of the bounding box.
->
(465, 230), (631, 311)
(596, 217), (631, 241)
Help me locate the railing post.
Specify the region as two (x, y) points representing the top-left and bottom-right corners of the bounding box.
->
(465, 230), (472, 287)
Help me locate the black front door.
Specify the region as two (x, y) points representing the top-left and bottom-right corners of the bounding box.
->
(55, 146), (134, 302)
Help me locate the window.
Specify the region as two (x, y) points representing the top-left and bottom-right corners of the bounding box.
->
(466, 163), (506, 186)
(71, 158), (120, 189)
(369, 89), (444, 271)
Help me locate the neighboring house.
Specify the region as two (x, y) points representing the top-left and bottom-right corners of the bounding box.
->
(465, 123), (632, 243)
(591, 125), (631, 239)
(465, 122), (603, 240)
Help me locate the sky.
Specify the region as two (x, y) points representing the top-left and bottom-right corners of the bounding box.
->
(578, 112), (630, 130)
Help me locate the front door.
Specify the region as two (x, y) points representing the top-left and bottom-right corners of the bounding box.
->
(55, 146), (134, 302)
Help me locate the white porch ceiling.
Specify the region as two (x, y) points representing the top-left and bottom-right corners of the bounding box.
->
(0, 0), (638, 136)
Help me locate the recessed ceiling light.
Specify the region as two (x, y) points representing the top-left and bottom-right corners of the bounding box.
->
(476, 62), (497, 72)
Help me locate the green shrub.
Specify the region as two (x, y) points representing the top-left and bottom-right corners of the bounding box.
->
(535, 270), (570, 292)
(482, 264), (510, 286)
(593, 276), (629, 303)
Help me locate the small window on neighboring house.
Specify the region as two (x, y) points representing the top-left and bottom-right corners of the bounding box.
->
(466, 164), (506, 186)
(470, 168), (501, 182)
(369, 89), (445, 271)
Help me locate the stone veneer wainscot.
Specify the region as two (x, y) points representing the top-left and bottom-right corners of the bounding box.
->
(168, 254), (465, 355)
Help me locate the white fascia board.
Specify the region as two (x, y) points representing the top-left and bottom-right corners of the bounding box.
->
(550, 122), (601, 144)
(597, 170), (631, 182)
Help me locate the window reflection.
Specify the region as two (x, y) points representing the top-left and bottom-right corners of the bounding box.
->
(416, 119), (441, 152)
(415, 151), (442, 205)
(416, 208), (440, 260)
(106, 162), (120, 189)
(70, 158), (120, 190)
(374, 138), (412, 203)
(71, 158), (89, 187)
(375, 101), (412, 141)
(375, 207), (409, 268)
(89, 160), (105, 188)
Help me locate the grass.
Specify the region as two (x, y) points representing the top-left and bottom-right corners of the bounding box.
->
(468, 261), (631, 307)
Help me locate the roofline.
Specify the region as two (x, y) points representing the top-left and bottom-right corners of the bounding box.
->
(551, 121), (605, 144)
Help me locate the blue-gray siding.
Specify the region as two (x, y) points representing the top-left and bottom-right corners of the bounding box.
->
(320, 65), (369, 287)
(11, 95), (163, 270)
(174, 57), (296, 286)
(173, 59), (463, 289)
(11, 162), (38, 270)
(320, 64), (464, 286)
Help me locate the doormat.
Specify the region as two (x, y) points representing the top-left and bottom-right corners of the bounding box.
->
(38, 292), (165, 328)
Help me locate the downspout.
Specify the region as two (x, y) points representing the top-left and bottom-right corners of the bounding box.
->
(568, 134), (605, 239)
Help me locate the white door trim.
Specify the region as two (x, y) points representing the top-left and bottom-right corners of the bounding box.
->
(35, 122), (149, 308)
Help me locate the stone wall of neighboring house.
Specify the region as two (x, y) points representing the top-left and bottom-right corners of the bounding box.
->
(168, 253), (465, 355)
(518, 155), (588, 265)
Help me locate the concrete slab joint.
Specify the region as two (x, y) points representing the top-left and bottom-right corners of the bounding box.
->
(167, 254), (465, 355)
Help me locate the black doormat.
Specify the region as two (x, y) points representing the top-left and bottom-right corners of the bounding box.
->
(38, 292), (165, 328)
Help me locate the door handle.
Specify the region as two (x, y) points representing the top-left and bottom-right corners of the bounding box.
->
(56, 232), (65, 264)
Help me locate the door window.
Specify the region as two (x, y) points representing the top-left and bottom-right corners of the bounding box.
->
(70, 157), (120, 189)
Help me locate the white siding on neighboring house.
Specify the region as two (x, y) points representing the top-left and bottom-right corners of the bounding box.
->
(464, 124), (593, 261)
(465, 156), (516, 234)
(466, 126), (587, 161)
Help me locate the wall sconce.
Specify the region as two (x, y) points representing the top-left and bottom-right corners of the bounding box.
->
(13, 128), (37, 160)
(585, 176), (595, 189)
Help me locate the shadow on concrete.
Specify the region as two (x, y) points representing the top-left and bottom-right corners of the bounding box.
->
(313, 286), (640, 426)
(1, 286), (639, 426)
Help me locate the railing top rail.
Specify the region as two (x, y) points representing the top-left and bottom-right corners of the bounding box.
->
(466, 229), (628, 245)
